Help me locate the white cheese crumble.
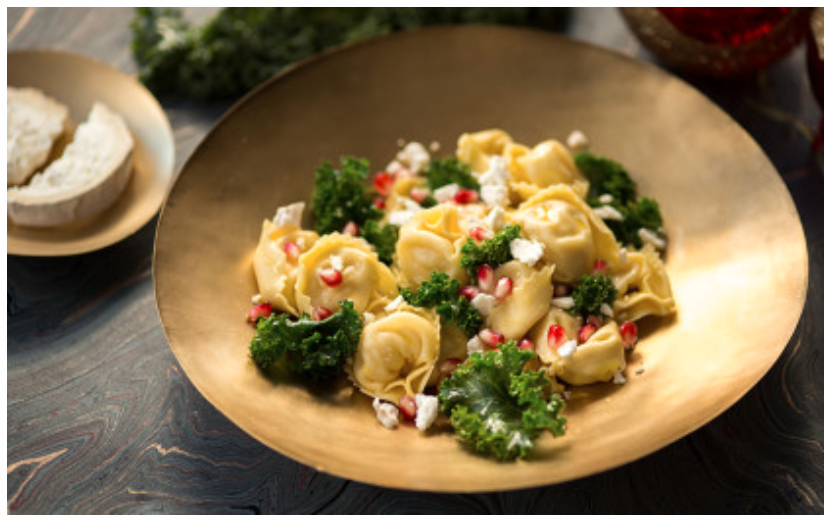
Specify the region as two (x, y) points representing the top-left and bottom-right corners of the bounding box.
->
(273, 202), (305, 228)
(485, 205), (506, 232)
(638, 228), (667, 250)
(329, 254), (344, 272)
(387, 210), (416, 226)
(429, 141), (441, 152)
(480, 184), (509, 207)
(600, 303), (613, 317)
(471, 293), (498, 317)
(593, 205), (624, 221)
(384, 295), (404, 312)
(251, 293), (263, 305)
(433, 183), (460, 203)
(618, 247), (629, 265)
(477, 155), (510, 206)
(466, 335), (485, 355)
(509, 238), (545, 267)
(372, 398), (399, 429)
(414, 394), (439, 431)
(598, 193), (614, 205)
(557, 339), (578, 359)
(551, 296), (575, 310)
(613, 371), (627, 384)
(566, 130), (589, 151)
(397, 141), (430, 173)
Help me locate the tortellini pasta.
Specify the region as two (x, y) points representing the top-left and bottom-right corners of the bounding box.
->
(295, 233), (398, 315)
(394, 204), (468, 289)
(351, 306), (441, 404)
(504, 139), (589, 200)
(610, 244), (676, 322)
(514, 184), (621, 283)
(456, 129), (513, 173)
(554, 322), (626, 385)
(252, 220), (318, 316)
(488, 261), (554, 341)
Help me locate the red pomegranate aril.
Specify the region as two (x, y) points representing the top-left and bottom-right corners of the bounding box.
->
(283, 241), (301, 261)
(479, 328), (505, 349)
(593, 259), (607, 274)
(398, 395), (417, 420)
(410, 187), (430, 204)
(438, 358), (463, 382)
(586, 314), (603, 329)
(454, 189), (479, 204)
(494, 277), (513, 299)
(578, 323), (597, 343)
(312, 306), (333, 321)
(246, 303), (272, 323)
(343, 221), (359, 236)
(319, 268), (342, 287)
(547, 324), (567, 350)
(477, 264), (496, 293)
(373, 172), (394, 196)
(620, 321), (639, 349)
(469, 226), (494, 242)
(518, 338), (535, 351)
(373, 197), (386, 209)
(458, 285), (480, 301)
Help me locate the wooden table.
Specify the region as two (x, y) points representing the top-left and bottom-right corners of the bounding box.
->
(7, 7), (824, 514)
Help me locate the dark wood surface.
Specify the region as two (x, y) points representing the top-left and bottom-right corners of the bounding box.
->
(7, 7), (824, 514)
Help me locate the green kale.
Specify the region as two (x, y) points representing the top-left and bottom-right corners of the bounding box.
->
(250, 300), (362, 381)
(361, 219), (399, 265)
(132, 7), (569, 100)
(400, 272), (483, 338)
(605, 197), (663, 249)
(439, 341), (566, 461)
(424, 157), (481, 192)
(311, 157), (384, 235)
(574, 151), (637, 207)
(571, 273), (618, 318)
(460, 225), (521, 282)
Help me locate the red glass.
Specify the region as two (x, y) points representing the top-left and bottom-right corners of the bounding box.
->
(658, 7), (791, 46)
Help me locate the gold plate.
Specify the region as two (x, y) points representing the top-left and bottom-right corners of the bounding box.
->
(154, 27), (808, 491)
(7, 49), (175, 256)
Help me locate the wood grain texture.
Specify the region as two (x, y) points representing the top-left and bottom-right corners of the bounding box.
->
(7, 7), (824, 514)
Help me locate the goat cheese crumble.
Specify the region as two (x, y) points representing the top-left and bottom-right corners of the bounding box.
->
(510, 238), (544, 266)
(273, 202), (304, 228)
(372, 398), (399, 429)
(415, 394), (439, 431)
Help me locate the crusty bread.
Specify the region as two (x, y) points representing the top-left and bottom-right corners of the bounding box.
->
(7, 87), (70, 186)
(7, 102), (134, 228)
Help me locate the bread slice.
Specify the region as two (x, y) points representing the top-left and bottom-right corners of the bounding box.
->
(7, 87), (70, 186)
(7, 102), (134, 228)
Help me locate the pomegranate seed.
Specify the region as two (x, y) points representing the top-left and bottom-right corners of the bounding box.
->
(283, 241), (301, 261)
(547, 324), (567, 350)
(398, 395), (417, 420)
(319, 268), (342, 287)
(373, 197), (386, 209)
(518, 338), (535, 351)
(578, 323), (597, 343)
(469, 226), (494, 242)
(373, 172), (394, 196)
(246, 303), (272, 323)
(458, 285), (480, 301)
(479, 328), (505, 349)
(593, 259), (607, 274)
(410, 187), (430, 204)
(343, 221), (359, 236)
(620, 321), (639, 349)
(553, 283), (571, 297)
(454, 189), (479, 204)
(477, 264), (496, 293)
(494, 277), (513, 299)
(312, 306), (333, 321)
(438, 358), (463, 382)
(586, 314), (603, 329)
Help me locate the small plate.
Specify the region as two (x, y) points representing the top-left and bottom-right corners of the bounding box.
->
(7, 49), (175, 256)
(154, 27), (808, 491)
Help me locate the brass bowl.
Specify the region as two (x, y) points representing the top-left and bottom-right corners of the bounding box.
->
(153, 26), (807, 491)
(7, 49), (175, 256)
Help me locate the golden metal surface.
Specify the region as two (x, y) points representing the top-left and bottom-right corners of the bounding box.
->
(153, 26), (808, 492)
(7, 50), (175, 256)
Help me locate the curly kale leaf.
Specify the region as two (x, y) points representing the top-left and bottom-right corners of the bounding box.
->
(361, 219), (399, 265)
(400, 272), (483, 338)
(311, 157), (384, 235)
(460, 225), (521, 282)
(425, 157), (480, 192)
(604, 197), (663, 249)
(250, 300), (362, 381)
(571, 273), (618, 318)
(439, 341), (566, 461)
